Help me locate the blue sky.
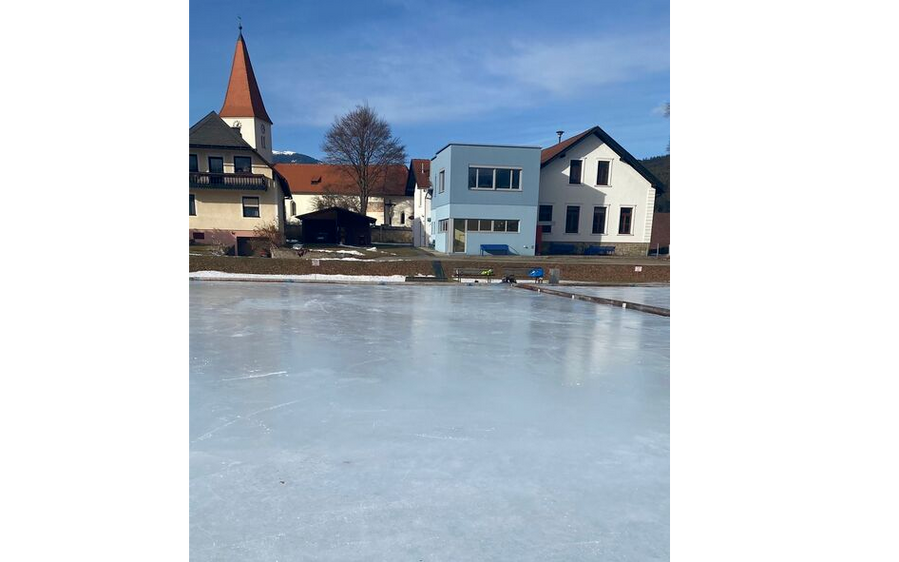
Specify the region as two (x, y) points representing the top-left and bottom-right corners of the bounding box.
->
(190, 0), (669, 160)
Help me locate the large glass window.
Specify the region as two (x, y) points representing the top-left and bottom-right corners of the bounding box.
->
(495, 168), (512, 189)
(208, 157), (224, 185)
(467, 167), (522, 190)
(208, 156), (223, 173)
(234, 156), (252, 173)
(189, 154), (198, 172)
(189, 194), (196, 216)
(569, 160), (582, 184)
(566, 206), (580, 233)
(242, 196), (260, 218)
(477, 168), (493, 188)
(460, 219), (521, 232)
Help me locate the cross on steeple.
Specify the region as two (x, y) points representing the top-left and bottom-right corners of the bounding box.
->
(238, 16), (242, 35)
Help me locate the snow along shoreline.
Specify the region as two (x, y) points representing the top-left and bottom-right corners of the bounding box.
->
(189, 270), (408, 284)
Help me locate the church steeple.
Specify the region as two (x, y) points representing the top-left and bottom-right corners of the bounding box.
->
(220, 28), (272, 124)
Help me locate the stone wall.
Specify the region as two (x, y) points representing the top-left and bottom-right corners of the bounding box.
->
(370, 226), (413, 244)
(539, 241), (650, 257)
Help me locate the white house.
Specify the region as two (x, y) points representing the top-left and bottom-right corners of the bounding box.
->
(408, 159), (432, 247)
(538, 127), (664, 256)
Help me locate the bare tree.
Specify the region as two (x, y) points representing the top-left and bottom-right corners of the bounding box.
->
(311, 189), (361, 213)
(253, 221), (284, 253)
(321, 104), (407, 217)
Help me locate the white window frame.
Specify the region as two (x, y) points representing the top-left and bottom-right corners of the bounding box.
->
(242, 196), (261, 218)
(568, 159), (583, 185)
(461, 219), (521, 233)
(617, 206), (636, 236)
(595, 159), (613, 187)
(467, 166), (523, 191)
(437, 218), (448, 232)
(438, 169), (445, 193)
(538, 204), (553, 234)
(564, 205), (581, 234)
(591, 205), (608, 235)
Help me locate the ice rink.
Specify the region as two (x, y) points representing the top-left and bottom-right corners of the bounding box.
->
(553, 285), (671, 309)
(190, 282), (670, 561)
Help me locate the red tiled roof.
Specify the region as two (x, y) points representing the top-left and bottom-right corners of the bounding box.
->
(410, 159), (431, 188)
(540, 128), (593, 164)
(274, 164), (410, 196)
(220, 33), (272, 123)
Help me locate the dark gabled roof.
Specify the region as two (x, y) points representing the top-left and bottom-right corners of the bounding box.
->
(189, 111), (292, 199)
(189, 111), (255, 150)
(541, 126), (666, 192)
(296, 206), (377, 223)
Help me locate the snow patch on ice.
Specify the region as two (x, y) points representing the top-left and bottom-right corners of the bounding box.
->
(221, 370), (288, 382)
(313, 249), (364, 256)
(190, 271), (407, 283)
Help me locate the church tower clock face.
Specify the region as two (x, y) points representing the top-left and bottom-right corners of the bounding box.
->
(232, 121), (241, 129)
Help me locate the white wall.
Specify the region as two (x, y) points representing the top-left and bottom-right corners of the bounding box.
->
(412, 187), (432, 247)
(538, 134), (655, 245)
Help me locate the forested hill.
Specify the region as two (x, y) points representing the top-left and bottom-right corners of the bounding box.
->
(641, 155), (669, 212)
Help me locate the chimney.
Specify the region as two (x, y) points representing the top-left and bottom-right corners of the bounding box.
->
(556, 130), (564, 144)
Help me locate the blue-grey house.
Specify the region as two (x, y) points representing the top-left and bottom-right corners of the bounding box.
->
(429, 144), (541, 255)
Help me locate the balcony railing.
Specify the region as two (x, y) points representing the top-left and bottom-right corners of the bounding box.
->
(189, 172), (270, 191)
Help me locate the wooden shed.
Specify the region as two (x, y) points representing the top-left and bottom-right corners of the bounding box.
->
(296, 207), (377, 246)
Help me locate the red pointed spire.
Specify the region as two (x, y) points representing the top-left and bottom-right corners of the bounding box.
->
(220, 31), (272, 123)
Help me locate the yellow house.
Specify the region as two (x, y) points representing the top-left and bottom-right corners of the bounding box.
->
(189, 30), (291, 255)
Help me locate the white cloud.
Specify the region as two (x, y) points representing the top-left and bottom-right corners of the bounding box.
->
(264, 32), (668, 127)
(485, 36), (669, 97)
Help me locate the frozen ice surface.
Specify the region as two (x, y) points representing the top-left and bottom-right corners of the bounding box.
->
(553, 285), (670, 309)
(190, 282), (670, 561)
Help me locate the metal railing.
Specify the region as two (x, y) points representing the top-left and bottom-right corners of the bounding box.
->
(189, 172), (270, 190)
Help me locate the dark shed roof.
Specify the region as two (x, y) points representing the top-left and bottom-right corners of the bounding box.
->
(296, 207), (377, 223)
